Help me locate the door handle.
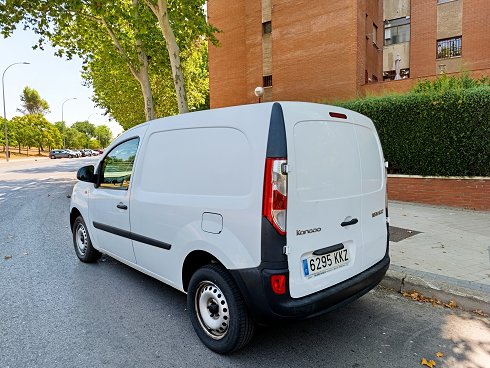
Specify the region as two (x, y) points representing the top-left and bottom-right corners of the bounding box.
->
(116, 202), (128, 210)
(341, 218), (358, 227)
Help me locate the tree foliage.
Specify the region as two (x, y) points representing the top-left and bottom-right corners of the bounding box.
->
(54, 120), (113, 148)
(411, 73), (490, 94)
(94, 125), (112, 147)
(0, 0), (217, 128)
(71, 121), (96, 137)
(8, 114), (62, 153)
(18, 86), (50, 115)
(339, 86), (490, 177)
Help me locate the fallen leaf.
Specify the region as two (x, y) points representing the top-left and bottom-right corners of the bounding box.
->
(444, 300), (457, 309)
(421, 358), (436, 367)
(436, 352), (444, 358)
(473, 309), (488, 317)
(4, 255), (12, 260)
(401, 290), (442, 306)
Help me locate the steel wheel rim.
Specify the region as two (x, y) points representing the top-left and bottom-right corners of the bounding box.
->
(75, 223), (88, 255)
(194, 281), (230, 340)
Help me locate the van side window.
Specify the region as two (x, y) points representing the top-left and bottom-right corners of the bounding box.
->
(99, 138), (140, 190)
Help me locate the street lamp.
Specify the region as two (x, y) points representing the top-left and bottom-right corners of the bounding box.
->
(2, 62), (30, 162)
(61, 97), (77, 148)
(254, 86), (264, 103)
(87, 112), (100, 121)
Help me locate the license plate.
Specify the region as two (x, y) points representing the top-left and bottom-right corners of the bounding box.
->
(302, 248), (350, 277)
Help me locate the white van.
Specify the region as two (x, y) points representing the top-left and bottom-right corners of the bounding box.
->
(70, 102), (390, 353)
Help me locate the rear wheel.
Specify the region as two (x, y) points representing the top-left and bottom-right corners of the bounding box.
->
(69, 154), (73, 158)
(72, 216), (101, 263)
(187, 264), (255, 354)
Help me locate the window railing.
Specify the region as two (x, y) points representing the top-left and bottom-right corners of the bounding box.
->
(437, 37), (462, 59)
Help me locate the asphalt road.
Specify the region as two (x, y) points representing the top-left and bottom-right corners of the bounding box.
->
(0, 158), (489, 368)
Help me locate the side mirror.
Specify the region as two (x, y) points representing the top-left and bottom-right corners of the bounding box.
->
(77, 165), (97, 183)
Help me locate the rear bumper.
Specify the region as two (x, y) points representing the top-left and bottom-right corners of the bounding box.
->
(230, 253), (390, 324)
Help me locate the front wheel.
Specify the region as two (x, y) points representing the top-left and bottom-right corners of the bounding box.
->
(187, 264), (255, 354)
(72, 216), (101, 263)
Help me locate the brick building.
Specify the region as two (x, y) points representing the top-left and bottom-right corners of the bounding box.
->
(208, 0), (490, 108)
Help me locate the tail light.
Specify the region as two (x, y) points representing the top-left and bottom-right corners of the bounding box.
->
(270, 274), (287, 295)
(263, 158), (287, 235)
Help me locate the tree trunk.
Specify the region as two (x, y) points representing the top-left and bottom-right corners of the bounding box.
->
(102, 8), (156, 122)
(149, 0), (189, 114)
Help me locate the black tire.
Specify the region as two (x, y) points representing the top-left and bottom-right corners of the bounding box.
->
(72, 216), (101, 263)
(50, 155), (55, 159)
(187, 264), (255, 354)
(69, 155), (73, 158)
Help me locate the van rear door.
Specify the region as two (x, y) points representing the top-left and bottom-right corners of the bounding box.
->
(281, 103), (386, 299)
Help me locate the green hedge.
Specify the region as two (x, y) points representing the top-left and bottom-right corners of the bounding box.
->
(338, 87), (490, 177)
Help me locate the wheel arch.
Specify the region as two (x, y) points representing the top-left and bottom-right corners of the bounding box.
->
(70, 207), (82, 229)
(182, 250), (224, 292)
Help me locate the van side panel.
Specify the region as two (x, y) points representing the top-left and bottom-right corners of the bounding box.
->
(128, 105), (273, 290)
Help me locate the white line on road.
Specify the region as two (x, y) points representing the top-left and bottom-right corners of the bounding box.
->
(27, 182), (37, 186)
(0, 193), (5, 197)
(11, 186), (22, 191)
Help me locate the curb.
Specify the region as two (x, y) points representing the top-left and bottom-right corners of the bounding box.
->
(380, 266), (490, 315)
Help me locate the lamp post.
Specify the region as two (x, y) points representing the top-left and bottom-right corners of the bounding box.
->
(61, 97), (77, 148)
(87, 112), (99, 122)
(2, 62), (30, 162)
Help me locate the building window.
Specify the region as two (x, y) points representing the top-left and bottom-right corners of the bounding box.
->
(372, 23), (378, 45)
(263, 75), (272, 87)
(437, 37), (462, 59)
(437, 0), (457, 4)
(384, 17), (410, 45)
(383, 68), (410, 81)
(262, 21), (271, 35)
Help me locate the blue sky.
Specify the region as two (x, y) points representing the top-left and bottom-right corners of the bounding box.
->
(0, 29), (123, 136)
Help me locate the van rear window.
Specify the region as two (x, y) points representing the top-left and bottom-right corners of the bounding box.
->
(293, 121), (383, 201)
(294, 121), (362, 201)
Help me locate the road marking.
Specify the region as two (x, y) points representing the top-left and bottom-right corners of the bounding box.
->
(27, 182), (37, 186)
(0, 193), (5, 197)
(11, 186), (22, 191)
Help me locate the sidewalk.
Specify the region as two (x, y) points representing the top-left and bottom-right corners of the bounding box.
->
(0, 156), (49, 165)
(381, 201), (490, 314)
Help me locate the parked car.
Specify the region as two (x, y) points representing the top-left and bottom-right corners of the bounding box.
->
(90, 150), (99, 156)
(50, 149), (74, 159)
(66, 149), (81, 158)
(80, 149), (92, 157)
(70, 102), (389, 354)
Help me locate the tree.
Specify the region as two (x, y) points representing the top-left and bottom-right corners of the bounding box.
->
(83, 36), (210, 129)
(0, 0), (217, 122)
(9, 116), (30, 154)
(18, 86), (50, 115)
(143, 0), (217, 114)
(9, 114), (62, 154)
(72, 121), (96, 138)
(94, 125), (113, 147)
(64, 127), (86, 149)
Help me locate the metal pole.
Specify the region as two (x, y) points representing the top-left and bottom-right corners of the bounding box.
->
(2, 62), (30, 162)
(61, 97), (77, 148)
